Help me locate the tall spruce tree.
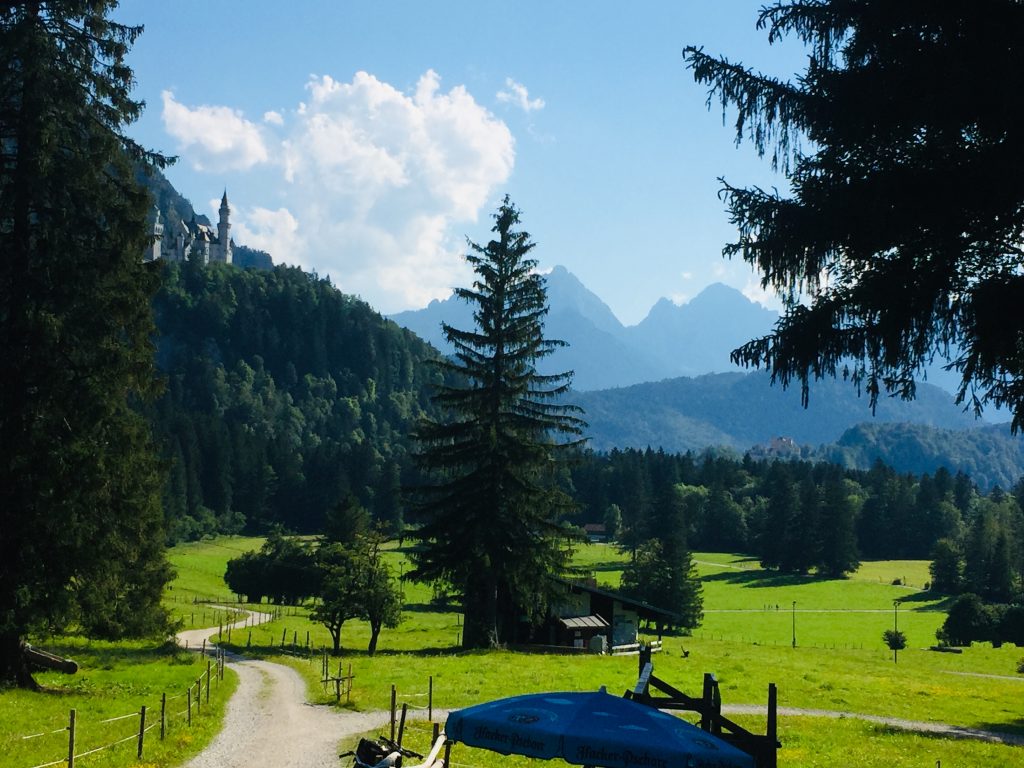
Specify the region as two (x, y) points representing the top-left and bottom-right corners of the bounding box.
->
(0, 2), (171, 686)
(684, 2), (1024, 426)
(410, 196), (586, 648)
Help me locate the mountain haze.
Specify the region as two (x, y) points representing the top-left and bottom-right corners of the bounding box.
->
(575, 371), (976, 453)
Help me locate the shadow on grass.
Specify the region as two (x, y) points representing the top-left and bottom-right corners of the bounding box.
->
(973, 719), (1024, 740)
(587, 562), (628, 574)
(225, 642), (468, 660)
(701, 569), (821, 589)
(896, 591), (953, 610)
(402, 602), (460, 614)
(872, 720), (1024, 744)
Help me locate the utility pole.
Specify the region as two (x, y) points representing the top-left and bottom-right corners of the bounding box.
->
(791, 601), (797, 648)
(892, 599), (901, 664)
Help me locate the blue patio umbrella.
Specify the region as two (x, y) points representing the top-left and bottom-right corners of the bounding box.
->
(445, 690), (754, 768)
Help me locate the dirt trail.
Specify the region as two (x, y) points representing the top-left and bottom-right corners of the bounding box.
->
(721, 704), (1024, 746)
(175, 608), (413, 768)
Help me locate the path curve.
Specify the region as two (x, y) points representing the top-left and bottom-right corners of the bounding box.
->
(175, 607), (431, 768)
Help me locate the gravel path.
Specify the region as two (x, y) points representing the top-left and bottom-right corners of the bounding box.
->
(721, 705), (1024, 746)
(175, 608), (404, 768)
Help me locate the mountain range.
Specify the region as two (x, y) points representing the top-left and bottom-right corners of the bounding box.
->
(391, 266), (779, 391)
(391, 265), (1024, 489)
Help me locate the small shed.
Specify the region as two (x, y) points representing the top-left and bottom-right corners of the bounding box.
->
(531, 578), (680, 653)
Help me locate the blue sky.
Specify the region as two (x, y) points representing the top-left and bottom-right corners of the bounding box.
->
(118, 1), (807, 325)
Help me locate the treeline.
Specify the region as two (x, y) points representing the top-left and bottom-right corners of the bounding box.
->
(569, 449), (1022, 583)
(144, 262), (1023, 600)
(147, 261), (446, 542)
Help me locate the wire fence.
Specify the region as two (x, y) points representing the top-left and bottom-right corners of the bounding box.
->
(11, 646), (230, 768)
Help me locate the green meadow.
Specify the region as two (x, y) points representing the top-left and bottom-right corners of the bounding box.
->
(165, 536), (1024, 768)
(11, 536), (1012, 768)
(0, 638), (237, 768)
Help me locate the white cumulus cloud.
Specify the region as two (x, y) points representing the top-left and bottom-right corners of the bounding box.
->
(263, 110), (284, 126)
(232, 206), (302, 266)
(166, 70), (515, 312)
(161, 91), (269, 171)
(496, 78), (545, 113)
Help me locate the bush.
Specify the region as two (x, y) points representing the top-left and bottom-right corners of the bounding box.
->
(936, 594), (998, 646)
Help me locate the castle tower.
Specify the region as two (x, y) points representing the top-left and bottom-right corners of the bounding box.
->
(147, 206), (164, 262)
(216, 190), (233, 264)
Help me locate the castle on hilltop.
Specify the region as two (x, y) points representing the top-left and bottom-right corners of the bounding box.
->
(146, 191), (234, 264)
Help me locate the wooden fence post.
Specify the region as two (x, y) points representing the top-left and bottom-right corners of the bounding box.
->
(187, 686), (192, 726)
(206, 660), (212, 703)
(767, 683), (778, 768)
(700, 673), (714, 732)
(196, 677), (202, 714)
(390, 685), (397, 741)
(398, 703), (408, 746)
(433, 722), (440, 744)
(429, 676), (433, 721)
(347, 663), (353, 703)
(161, 692), (167, 740)
(137, 705), (147, 758)
(67, 709), (76, 768)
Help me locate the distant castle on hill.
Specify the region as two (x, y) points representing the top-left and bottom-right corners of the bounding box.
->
(146, 190), (234, 264)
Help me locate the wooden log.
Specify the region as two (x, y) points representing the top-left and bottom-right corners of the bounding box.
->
(22, 643), (78, 674)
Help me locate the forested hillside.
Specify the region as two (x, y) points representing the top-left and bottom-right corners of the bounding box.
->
(148, 262), (444, 542)
(575, 372), (974, 451)
(820, 423), (1024, 492)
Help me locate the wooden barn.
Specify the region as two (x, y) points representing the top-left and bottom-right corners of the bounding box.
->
(518, 578), (680, 654)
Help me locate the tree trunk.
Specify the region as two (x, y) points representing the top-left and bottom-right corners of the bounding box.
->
(330, 626), (342, 655)
(368, 621), (381, 656)
(0, 633), (39, 690)
(462, 571), (499, 648)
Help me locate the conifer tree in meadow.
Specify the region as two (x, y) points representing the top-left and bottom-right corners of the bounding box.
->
(410, 197), (586, 648)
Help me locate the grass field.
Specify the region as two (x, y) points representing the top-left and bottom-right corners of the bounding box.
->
(0, 638), (237, 768)
(0, 538), (259, 768)
(166, 536), (1024, 767)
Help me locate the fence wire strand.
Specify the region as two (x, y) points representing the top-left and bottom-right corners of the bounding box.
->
(74, 730), (138, 759)
(20, 726), (68, 741)
(98, 711), (140, 725)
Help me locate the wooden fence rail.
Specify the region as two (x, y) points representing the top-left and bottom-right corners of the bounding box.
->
(17, 646), (228, 768)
